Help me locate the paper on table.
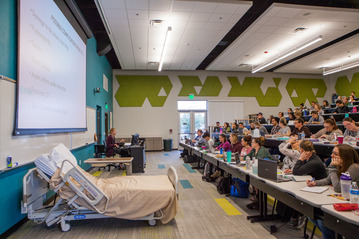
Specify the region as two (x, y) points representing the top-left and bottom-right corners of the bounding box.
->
(284, 174), (311, 182)
(301, 186), (329, 193)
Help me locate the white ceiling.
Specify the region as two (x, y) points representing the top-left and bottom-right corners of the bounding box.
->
(207, 3), (359, 73)
(99, 0), (252, 70)
(97, 1), (359, 74)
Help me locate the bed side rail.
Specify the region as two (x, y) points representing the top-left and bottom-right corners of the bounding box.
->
(167, 166), (178, 198)
(22, 168), (51, 213)
(60, 160), (109, 214)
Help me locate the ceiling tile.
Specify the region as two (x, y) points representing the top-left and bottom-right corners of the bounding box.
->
(193, 2), (218, 13)
(125, 0), (148, 10)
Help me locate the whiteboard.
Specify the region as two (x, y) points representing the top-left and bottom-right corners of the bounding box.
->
(0, 78), (96, 170)
(208, 101), (244, 126)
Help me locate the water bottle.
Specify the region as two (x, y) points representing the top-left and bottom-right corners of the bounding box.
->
(350, 182), (359, 205)
(301, 131), (305, 139)
(7, 156), (12, 168)
(252, 159), (258, 175)
(353, 106), (357, 113)
(340, 173), (352, 199)
(298, 132), (302, 140)
(220, 128), (223, 134)
(245, 156), (251, 169)
(227, 150), (232, 163)
(253, 128), (260, 137)
(220, 147), (223, 154)
(345, 113), (349, 118)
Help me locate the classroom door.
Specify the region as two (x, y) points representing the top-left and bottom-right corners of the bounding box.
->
(178, 111), (207, 141)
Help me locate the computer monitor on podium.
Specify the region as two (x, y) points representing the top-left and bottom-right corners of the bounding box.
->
(131, 134), (139, 146)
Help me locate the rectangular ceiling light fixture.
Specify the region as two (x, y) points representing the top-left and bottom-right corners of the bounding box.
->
(252, 35), (323, 73)
(158, 26), (172, 72)
(323, 60), (359, 75)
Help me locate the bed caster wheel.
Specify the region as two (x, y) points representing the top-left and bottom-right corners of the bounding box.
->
(148, 219), (156, 226)
(61, 222), (71, 232)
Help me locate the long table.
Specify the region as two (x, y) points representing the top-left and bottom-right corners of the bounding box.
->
(179, 142), (359, 236)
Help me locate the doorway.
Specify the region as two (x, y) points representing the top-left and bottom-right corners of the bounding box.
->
(105, 112), (109, 138)
(96, 106), (102, 144)
(177, 101), (207, 143)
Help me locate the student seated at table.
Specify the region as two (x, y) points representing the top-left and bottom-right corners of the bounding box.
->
(238, 122), (248, 135)
(305, 110), (324, 124)
(294, 111), (303, 120)
(193, 129), (206, 146)
(289, 140), (327, 179)
(309, 101), (316, 112)
(276, 118), (291, 136)
(252, 122), (268, 136)
(288, 112), (295, 121)
(279, 137), (301, 172)
(270, 117), (281, 135)
(106, 128), (125, 157)
(287, 108), (293, 115)
(229, 133), (242, 154)
(307, 144), (359, 191)
(322, 100), (330, 109)
(231, 123), (239, 133)
(343, 96), (349, 106)
(311, 119), (343, 141)
(343, 117), (359, 139)
(245, 137), (271, 210)
(278, 111), (285, 120)
(290, 118), (311, 138)
(305, 144), (359, 239)
(244, 136), (271, 160)
(333, 99), (349, 114)
(257, 112), (266, 124)
(349, 95), (356, 104)
(203, 132), (215, 153)
(216, 134), (231, 152)
(213, 122), (221, 133)
(239, 135), (252, 157)
(223, 122), (231, 133)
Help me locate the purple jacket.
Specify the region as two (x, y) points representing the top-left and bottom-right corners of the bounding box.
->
(217, 141), (231, 152)
(105, 135), (116, 157)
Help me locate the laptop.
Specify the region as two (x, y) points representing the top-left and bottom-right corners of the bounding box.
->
(258, 158), (291, 183)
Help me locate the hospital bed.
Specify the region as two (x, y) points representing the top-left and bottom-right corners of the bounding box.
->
(21, 159), (178, 232)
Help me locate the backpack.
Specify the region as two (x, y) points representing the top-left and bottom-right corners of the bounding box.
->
(231, 178), (249, 198)
(216, 176), (231, 194)
(183, 155), (195, 163)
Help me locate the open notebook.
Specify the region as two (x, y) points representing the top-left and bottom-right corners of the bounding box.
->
(301, 186), (329, 194)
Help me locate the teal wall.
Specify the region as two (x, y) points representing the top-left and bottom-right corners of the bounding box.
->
(0, 0), (113, 235)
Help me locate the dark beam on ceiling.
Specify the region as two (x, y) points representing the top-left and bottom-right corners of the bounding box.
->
(74, 0), (121, 69)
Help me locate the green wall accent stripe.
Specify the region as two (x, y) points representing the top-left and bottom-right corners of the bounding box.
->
(178, 75), (222, 96)
(335, 72), (359, 97)
(115, 75), (172, 107)
(227, 77), (282, 106)
(286, 78), (327, 106)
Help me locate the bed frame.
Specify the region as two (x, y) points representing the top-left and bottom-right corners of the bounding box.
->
(21, 160), (178, 232)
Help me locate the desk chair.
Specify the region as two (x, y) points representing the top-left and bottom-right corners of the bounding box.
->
(98, 140), (123, 171)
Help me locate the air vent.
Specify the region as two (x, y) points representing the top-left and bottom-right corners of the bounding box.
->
(293, 27), (306, 33)
(150, 19), (164, 27)
(148, 62), (158, 66)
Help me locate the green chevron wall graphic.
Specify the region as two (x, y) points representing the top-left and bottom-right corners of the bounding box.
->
(227, 77), (282, 106)
(335, 72), (359, 96)
(115, 75), (172, 107)
(178, 76), (222, 96)
(286, 78), (327, 106)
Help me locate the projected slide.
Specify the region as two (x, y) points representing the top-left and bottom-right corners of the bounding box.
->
(16, 0), (86, 134)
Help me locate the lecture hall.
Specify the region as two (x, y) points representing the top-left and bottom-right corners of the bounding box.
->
(1, 0), (359, 238)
